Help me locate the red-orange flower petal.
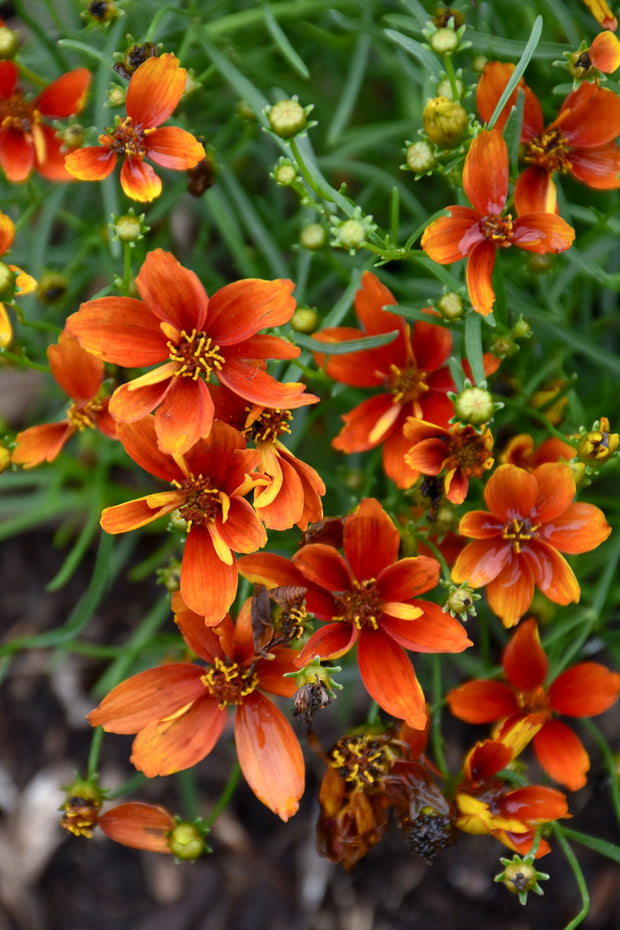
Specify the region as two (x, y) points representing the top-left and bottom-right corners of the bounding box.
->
(514, 167), (558, 214)
(66, 296), (167, 365)
(466, 239), (497, 316)
(382, 600), (472, 654)
(181, 524), (240, 624)
(126, 54), (187, 130)
(590, 30), (620, 72)
(548, 662), (620, 716)
(448, 680), (518, 723)
(98, 802), (175, 853)
(521, 540), (581, 606)
(512, 213), (575, 254)
(357, 628), (427, 729)
(451, 537), (510, 587)
(568, 142), (620, 189)
(208, 278), (296, 343)
(344, 497), (400, 579)
(486, 551), (536, 627)
(35, 68), (91, 118)
(502, 617), (548, 691)
(146, 125), (206, 169)
(11, 422), (72, 468)
(297, 622), (359, 664)
(293, 543), (353, 591)
(534, 719), (590, 791)
(131, 696), (227, 776)
(64, 145), (116, 181)
(235, 691), (304, 821)
(421, 206), (483, 263)
(475, 61), (544, 139)
(463, 130), (508, 215)
(120, 155), (162, 202)
(153, 376), (214, 454)
(485, 464), (539, 520)
(543, 501), (610, 554)
(0, 127), (34, 181)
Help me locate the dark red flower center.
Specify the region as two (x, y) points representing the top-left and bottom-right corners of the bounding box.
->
(0, 93), (37, 132)
(66, 398), (104, 431)
(329, 734), (393, 789)
(333, 578), (383, 630)
(173, 474), (224, 528)
(443, 426), (493, 476)
(524, 128), (571, 174)
(103, 117), (152, 157)
(515, 685), (549, 714)
(388, 363), (429, 405)
(167, 329), (225, 380)
(501, 517), (540, 553)
(201, 656), (258, 708)
(481, 214), (513, 247)
(243, 407), (292, 443)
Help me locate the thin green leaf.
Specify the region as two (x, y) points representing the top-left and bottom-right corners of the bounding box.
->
(294, 330), (399, 355)
(262, 4), (310, 79)
(464, 311), (486, 385)
(487, 16), (543, 130)
(384, 29), (443, 80)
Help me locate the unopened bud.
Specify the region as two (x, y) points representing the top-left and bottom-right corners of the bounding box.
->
(405, 140), (436, 174)
(268, 99), (308, 138)
(300, 223), (326, 250)
(423, 97), (468, 148)
(35, 272), (67, 305)
(274, 161), (297, 185)
(577, 417), (619, 465)
(0, 25), (19, 58)
(436, 292), (463, 320)
(111, 211), (148, 244)
(430, 27), (459, 54)
(291, 307), (319, 333)
(453, 386), (495, 425)
(168, 822), (206, 861)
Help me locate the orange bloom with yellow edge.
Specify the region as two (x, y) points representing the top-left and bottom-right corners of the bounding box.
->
(0, 211), (36, 348)
(451, 463), (611, 627)
(88, 591), (304, 821)
(0, 60), (90, 182)
(589, 30), (620, 72)
(477, 62), (620, 212)
(100, 416), (267, 624)
(240, 498), (472, 730)
(66, 249), (318, 456)
(65, 54), (204, 202)
(210, 383), (325, 531)
(421, 129), (575, 316)
(455, 731), (569, 857)
(582, 0), (617, 31)
(404, 418), (494, 504)
(448, 617), (620, 791)
(12, 331), (117, 468)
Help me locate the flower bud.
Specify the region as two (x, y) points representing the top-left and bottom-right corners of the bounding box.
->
(433, 7), (465, 29)
(111, 210), (148, 244)
(430, 27), (459, 54)
(495, 853), (549, 905)
(107, 85), (126, 107)
(268, 99), (308, 138)
(443, 582), (480, 621)
(0, 25), (19, 59)
(299, 223), (326, 250)
(423, 97), (468, 148)
(436, 291), (463, 320)
(436, 77), (465, 101)
(35, 271), (67, 305)
(453, 386), (495, 425)
(85, 0), (118, 23)
(577, 417), (619, 465)
(568, 49), (595, 80)
(168, 822), (206, 861)
(405, 140), (436, 174)
(113, 43), (158, 80)
(60, 776), (103, 838)
(291, 306), (319, 333)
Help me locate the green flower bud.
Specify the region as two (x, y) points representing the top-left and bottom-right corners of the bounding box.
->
(436, 292), (463, 320)
(0, 25), (19, 59)
(430, 27), (459, 54)
(300, 223), (326, 250)
(405, 140), (436, 174)
(268, 99), (307, 138)
(291, 307), (319, 333)
(423, 97), (469, 148)
(453, 386), (495, 425)
(35, 271), (67, 305)
(168, 822), (206, 861)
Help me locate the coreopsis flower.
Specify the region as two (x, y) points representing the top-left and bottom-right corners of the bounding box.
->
(500, 433), (576, 470)
(0, 60), (90, 182)
(451, 462), (611, 627)
(448, 617), (620, 790)
(476, 62), (620, 212)
(11, 331), (117, 468)
(315, 718), (454, 868)
(88, 592), (304, 821)
(210, 383), (325, 531)
(403, 418), (494, 504)
(66, 249), (318, 455)
(240, 497), (472, 729)
(582, 0), (617, 30)
(100, 416), (267, 623)
(421, 129), (575, 316)
(313, 271), (455, 488)
(455, 733), (569, 857)
(0, 211), (36, 347)
(65, 53), (205, 201)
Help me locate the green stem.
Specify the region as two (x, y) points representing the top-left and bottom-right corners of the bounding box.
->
(552, 823), (590, 930)
(87, 727), (105, 780)
(442, 53), (459, 101)
(430, 655), (448, 777)
(204, 761), (242, 828)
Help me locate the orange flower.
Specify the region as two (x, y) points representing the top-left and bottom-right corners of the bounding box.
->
(100, 416), (267, 624)
(12, 331), (117, 468)
(589, 30), (620, 72)
(64, 54), (204, 201)
(455, 733), (569, 857)
(404, 418), (494, 504)
(0, 210), (36, 348)
(451, 463), (611, 627)
(500, 433), (575, 470)
(240, 498), (472, 729)
(313, 271), (456, 488)
(421, 129), (575, 316)
(582, 0), (617, 30)
(88, 592), (304, 821)
(210, 383), (325, 531)
(476, 62), (620, 212)
(448, 617), (620, 791)
(0, 60), (90, 182)
(66, 249), (318, 455)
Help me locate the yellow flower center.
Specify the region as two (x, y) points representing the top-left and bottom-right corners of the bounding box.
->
(524, 128), (571, 174)
(201, 656), (258, 708)
(329, 734), (392, 789)
(0, 93), (38, 132)
(501, 517), (540, 553)
(66, 399), (104, 431)
(167, 329), (225, 380)
(243, 407), (292, 442)
(481, 214), (514, 247)
(388, 362), (429, 405)
(173, 474), (226, 529)
(102, 116), (153, 158)
(515, 685), (549, 714)
(333, 578), (382, 631)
